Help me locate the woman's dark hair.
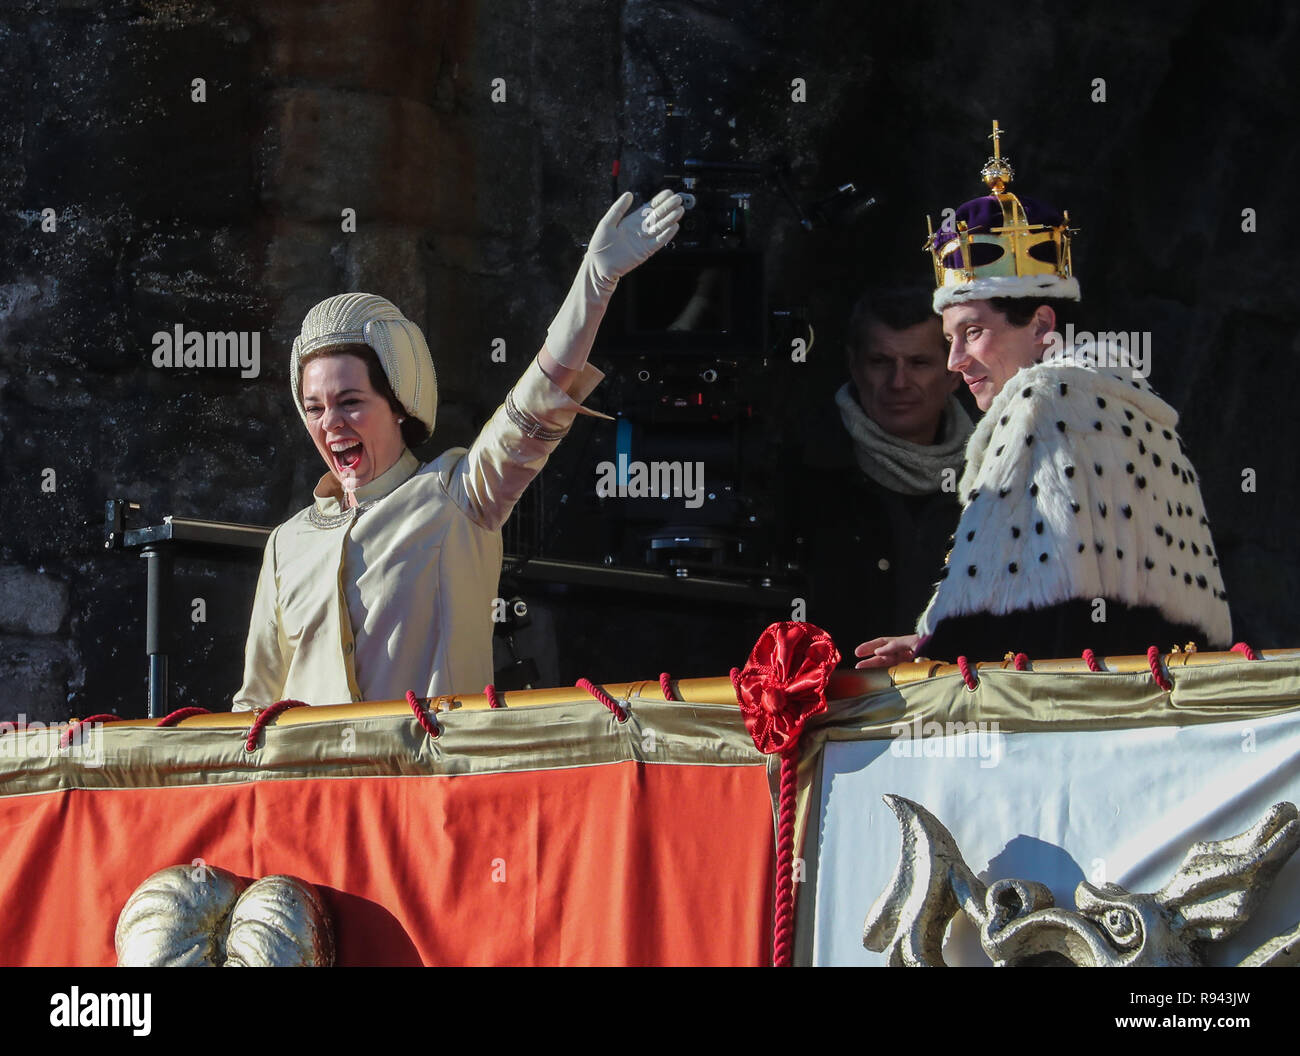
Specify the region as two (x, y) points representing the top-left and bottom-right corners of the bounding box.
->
(299, 343), (430, 449)
(987, 296), (1081, 333)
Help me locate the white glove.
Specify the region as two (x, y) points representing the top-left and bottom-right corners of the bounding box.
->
(546, 189), (684, 368)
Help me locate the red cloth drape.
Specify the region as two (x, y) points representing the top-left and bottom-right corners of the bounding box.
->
(0, 762), (773, 966)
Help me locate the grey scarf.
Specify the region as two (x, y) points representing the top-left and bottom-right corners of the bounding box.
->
(835, 383), (974, 496)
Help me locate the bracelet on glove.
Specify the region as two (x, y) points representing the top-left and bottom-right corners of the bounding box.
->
(504, 388), (569, 442)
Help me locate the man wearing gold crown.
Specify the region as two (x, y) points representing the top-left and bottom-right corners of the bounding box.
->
(856, 124), (1231, 667)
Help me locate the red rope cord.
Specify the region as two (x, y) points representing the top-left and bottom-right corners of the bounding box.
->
(244, 699), (307, 751)
(1147, 647), (1173, 692)
(659, 672), (678, 701)
(1231, 641), (1259, 661)
(58, 714), (124, 749)
(772, 751), (798, 968)
(729, 666), (742, 697)
(406, 690), (441, 738)
(956, 656), (978, 691)
(576, 677), (628, 722)
(1013, 652), (1030, 671)
(156, 707), (210, 727)
(1082, 648), (1102, 672)
(484, 683), (503, 709)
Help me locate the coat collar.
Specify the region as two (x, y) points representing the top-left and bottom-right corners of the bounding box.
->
(312, 447), (421, 515)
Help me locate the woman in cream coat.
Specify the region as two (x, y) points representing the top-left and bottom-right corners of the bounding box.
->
(233, 190), (682, 709)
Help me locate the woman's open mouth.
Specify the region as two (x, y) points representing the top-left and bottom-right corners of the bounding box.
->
(330, 440), (365, 472)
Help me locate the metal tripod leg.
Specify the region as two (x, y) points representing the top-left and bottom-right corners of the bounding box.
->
(141, 546), (170, 719)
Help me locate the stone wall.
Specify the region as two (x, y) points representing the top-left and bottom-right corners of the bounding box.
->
(1, 0), (1295, 720)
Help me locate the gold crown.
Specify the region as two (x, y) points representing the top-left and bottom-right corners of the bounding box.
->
(925, 121), (1078, 310)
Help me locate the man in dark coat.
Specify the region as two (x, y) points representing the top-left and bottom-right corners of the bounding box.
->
(801, 285), (973, 663)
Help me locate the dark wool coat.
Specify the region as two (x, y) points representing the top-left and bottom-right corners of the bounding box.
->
(796, 381), (965, 664)
(802, 466), (963, 664)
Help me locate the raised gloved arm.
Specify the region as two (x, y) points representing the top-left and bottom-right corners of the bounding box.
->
(539, 188), (683, 385)
(449, 190), (682, 531)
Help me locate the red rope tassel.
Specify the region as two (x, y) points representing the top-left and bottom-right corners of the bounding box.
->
(576, 677), (628, 722)
(156, 707), (210, 727)
(659, 672), (678, 701)
(244, 699), (307, 751)
(1231, 641), (1259, 661)
(956, 656), (978, 690)
(771, 752), (799, 967)
(406, 690), (441, 738)
(1012, 652), (1030, 671)
(59, 713), (124, 749)
(484, 683), (503, 709)
(1082, 648), (1102, 672)
(732, 622), (839, 967)
(1147, 646), (1173, 692)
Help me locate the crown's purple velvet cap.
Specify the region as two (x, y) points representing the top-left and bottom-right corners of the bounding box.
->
(930, 193), (1066, 270)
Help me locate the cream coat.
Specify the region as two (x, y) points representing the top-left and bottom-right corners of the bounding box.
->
(233, 357), (605, 709)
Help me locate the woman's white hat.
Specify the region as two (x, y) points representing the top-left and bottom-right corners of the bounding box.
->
(290, 293), (438, 433)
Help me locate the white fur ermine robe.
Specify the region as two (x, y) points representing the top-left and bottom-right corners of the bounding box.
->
(916, 357), (1232, 648)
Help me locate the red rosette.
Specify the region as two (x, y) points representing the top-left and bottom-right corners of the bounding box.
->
(735, 622), (840, 755)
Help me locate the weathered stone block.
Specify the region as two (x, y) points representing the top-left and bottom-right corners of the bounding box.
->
(0, 565), (69, 635)
(0, 635), (79, 724)
(263, 88), (474, 230)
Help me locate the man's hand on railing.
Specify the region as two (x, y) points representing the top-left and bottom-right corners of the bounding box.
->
(854, 633), (922, 670)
